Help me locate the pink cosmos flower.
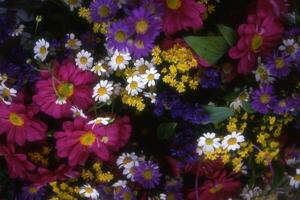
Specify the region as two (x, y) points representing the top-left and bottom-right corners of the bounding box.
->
(33, 59), (96, 119)
(0, 101), (47, 146)
(54, 116), (132, 166)
(0, 145), (35, 180)
(229, 13), (284, 74)
(162, 0), (206, 35)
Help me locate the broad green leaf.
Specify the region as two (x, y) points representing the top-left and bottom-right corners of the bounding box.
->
(203, 105), (234, 124)
(217, 24), (237, 47)
(184, 36), (228, 65)
(224, 91), (239, 102)
(241, 101), (256, 114)
(157, 122), (177, 140)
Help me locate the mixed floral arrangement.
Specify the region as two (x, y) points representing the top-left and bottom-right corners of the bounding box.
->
(0, 0), (300, 199)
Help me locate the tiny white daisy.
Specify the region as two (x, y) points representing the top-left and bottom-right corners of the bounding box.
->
(122, 165), (138, 181)
(230, 90), (250, 110)
(33, 38), (49, 61)
(88, 117), (113, 128)
(90, 60), (108, 76)
(70, 106), (87, 118)
(114, 0), (126, 8)
(141, 67), (160, 87)
(125, 75), (145, 96)
(65, 33), (82, 50)
(92, 80), (114, 103)
(0, 73), (8, 82)
(79, 184), (99, 199)
(108, 50), (131, 71)
(112, 180), (127, 188)
(279, 38), (299, 56)
(252, 63), (274, 84)
(197, 132), (221, 153)
(134, 58), (153, 74)
(143, 92), (157, 104)
(64, 0), (82, 11)
(222, 131), (245, 151)
(113, 82), (122, 95)
(159, 193), (167, 200)
(290, 169), (300, 189)
(196, 146), (203, 156)
(116, 152), (139, 169)
(0, 82), (17, 105)
(11, 24), (24, 37)
(75, 50), (93, 70)
(240, 185), (262, 200)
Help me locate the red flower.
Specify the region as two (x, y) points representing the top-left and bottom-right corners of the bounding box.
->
(257, 0), (288, 18)
(187, 170), (241, 200)
(0, 145), (35, 180)
(162, 0), (206, 35)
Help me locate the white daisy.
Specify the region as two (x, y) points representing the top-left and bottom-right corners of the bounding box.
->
(88, 117), (113, 128)
(143, 92), (157, 104)
(279, 38), (299, 56)
(230, 90), (250, 110)
(196, 146), (203, 156)
(108, 50), (131, 71)
(0, 73), (8, 82)
(75, 50), (93, 70)
(134, 58), (153, 74)
(64, 0), (82, 11)
(159, 193), (167, 200)
(197, 132), (221, 153)
(222, 131), (245, 151)
(65, 33), (82, 50)
(79, 184), (99, 199)
(252, 62), (274, 84)
(290, 169), (300, 189)
(141, 67), (160, 87)
(113, 82), (122, 95)
(114, 0), (126, 8)
(33, 38), (49, 61)
(116, 152), (139, 169)
(122, 165), (138, 181)
(0, 82), (17, 105)
(70, 106), (87, 118)
(90, 60), (108, 76)
(112, 180), (127, 188)
(125, 75), (145, 96)
(92, 80), (114, 103)
(240, 185), (262, 200)
(11, 24), (24, 37)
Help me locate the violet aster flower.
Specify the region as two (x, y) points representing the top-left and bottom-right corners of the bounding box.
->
(129, 37), (154, 58)
(134, 161), (161, 189)
(141, 0), (164, 17)
(285, 27), (300, 38)
(89, 0), (118, 23)
(265, 52), (292, 78)
(96, 184), (114, 200)
(18, 186), (45, 200)
(251, 85), (275, 114)
(106, 20), (131, 52)
(200, 69), (221, 89)
(272, 98), (292, 115)
(114, 187), (136, 200)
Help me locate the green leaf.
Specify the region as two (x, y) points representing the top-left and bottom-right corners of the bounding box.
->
(271, 161), (285, 189)
(241, 101), (256, 114)
(184, 36), (228, 65)
(217, 24), (237, 46)
(223, 91), (239, 102)
(157, 122), (177, 140)
(203, 106), (234, 124)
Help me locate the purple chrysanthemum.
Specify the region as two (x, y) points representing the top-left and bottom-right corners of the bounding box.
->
(106, 20), (132, 51)
(114, 187), (136, 200)
(18, 186), (45, 200)
(200, 69), (221, 89)
(265, 52), (292, 78)
(126, 7), (161, 40)
(96, 184), (114, 200)
(251, 85), (275, 114)
(89, 0), (118, 23)
(272, 98), (292, 115)
(129, 37), (154, 58)
(134, 161), (161, 189)
(141, 0), (164, 17)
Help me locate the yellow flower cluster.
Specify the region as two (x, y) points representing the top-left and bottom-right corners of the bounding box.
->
(152, 45), (199, 93)
(81, 162), (114, 183)
(121, 92), (145, 111)
(198, 0), (216, 20)
(49, 181), (80, 200)
(28, 146), (51, 167)
(226, 112), (250, 134)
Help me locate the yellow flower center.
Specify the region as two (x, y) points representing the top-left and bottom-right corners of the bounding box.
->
(57, 83), (74, 98)
(85, 187), (94, 194)
(138, 65), (147, 74)
(39, 46), (47, 55)
(80, 131), (96, 146)
(67, 39), (77, 47)
(257, 67), (268, 80)
(123, 157), (133, 165)
(294, 175), (300, 181)
(142, 169), (153, 180)
(166, 0), (182, 10)
(98, 5), (110, 17)
(135, 20), (149, 34)
(114, 31), (126, 42)
(275, 58), (285, 69)
(123, 191), (133, 200)
(97, 87), (107, 96)
(205, 138), (213, 145)
(147, 74), (155, 81)
(227, 137), (237, 145)
(101, 136), (109, 143)
(166, 194), (176, 200)
(286, 45), (295, 54)
(130, 81), (138, 89)
(260, 94), (270, 104)
(68, 0), (78, 5)
(251, 34), (263, 52)
(209, 184), (223, 194)
(135, 40), (145, 49)
(9, 112), (24, 126)
(28, 187), (38, 194)
(80, 56), (88, 65)
(2, 88), (11, 97)
(278, 100), (286, 107)
(116, 55), (124, 64)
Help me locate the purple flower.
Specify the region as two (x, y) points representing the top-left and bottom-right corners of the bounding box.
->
(17, 186), (45, 200)
(285, 27), (300, 38)
(128, 37), (154, 58)
(200, 69), (221, 89)
(272, 98), (292, 115)
(265, 52), (292, 78)
(141, 0), (164, 17)
(96, 184), (114, 200)
(114, 187), (136, 200)
(89, 0), (118, 23)
(251, 85), (275, 114)
(106, 20), (132, 51)
(134, 161), (161, 189)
